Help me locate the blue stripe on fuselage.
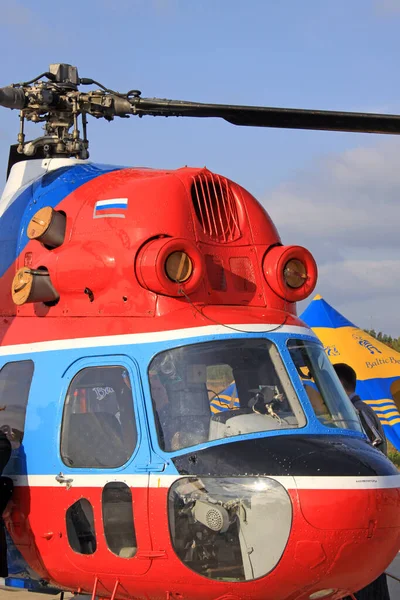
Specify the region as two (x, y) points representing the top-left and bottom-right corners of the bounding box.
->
(0, 330), (366, 478)
(0, 163), (121, 278)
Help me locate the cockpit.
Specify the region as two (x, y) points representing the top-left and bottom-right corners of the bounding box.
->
(149, 337), (362, 452)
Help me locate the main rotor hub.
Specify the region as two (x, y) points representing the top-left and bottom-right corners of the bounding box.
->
(1, 63), (137, 161)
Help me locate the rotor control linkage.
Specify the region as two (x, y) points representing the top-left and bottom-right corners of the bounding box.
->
(1, 62), (400, 160)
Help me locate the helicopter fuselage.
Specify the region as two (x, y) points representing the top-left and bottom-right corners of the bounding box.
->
(0, 159), (399, 600)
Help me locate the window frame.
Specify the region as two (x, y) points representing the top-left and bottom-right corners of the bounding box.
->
(102, 481), (137, 559)
(147, 337), (307, 453)
(66, 497), (97, 555)
(285, 337), (363, 433)
(0, 358), (35, 447)
(59, 355), (144, 471)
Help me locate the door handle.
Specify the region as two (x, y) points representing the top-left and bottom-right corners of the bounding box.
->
(55, 472), (73, 489)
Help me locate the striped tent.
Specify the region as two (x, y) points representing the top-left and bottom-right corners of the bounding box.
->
(301, 295), (400, 450)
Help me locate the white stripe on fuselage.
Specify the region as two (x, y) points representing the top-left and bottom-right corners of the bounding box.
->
(0, 158), (88, 218)
(0, 324), (316, 356)
(8, 473), (400, 490)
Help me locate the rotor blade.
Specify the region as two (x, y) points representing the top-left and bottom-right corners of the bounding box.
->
(133, 98), (400, 135)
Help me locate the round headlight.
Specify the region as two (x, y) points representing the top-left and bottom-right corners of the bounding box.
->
(262, 245), (318, 302)
(283, 259), (307, 289)
(136, 237), (204, 296)
(165, 251), (193, 283)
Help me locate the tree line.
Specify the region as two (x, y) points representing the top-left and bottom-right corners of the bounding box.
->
(365, 330), (400, 353)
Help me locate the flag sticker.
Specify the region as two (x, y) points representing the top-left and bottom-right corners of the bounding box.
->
(93, 198), (128, 219)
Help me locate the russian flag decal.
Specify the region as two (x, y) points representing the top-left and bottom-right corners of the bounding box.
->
(93, 198), (128, 218)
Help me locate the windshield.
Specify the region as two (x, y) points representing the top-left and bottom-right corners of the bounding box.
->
(287, 339), (362, 432)
(148, 338), (306, 452)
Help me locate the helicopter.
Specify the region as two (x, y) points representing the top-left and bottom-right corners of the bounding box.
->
(0, 62), (399, 600)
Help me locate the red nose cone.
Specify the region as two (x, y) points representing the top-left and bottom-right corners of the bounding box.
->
(290, 476), (400, 598)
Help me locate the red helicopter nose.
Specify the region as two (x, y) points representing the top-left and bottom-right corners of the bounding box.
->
(163, 436), (400, 600)
(160, 473), (400, 600)
(288, 474), (400, 599)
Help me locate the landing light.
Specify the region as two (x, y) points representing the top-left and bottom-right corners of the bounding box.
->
(165, 251), (193, 283)
(263, 245), (317, 302)
(136, 237), (204, 296)
(283, 259), (307, 289)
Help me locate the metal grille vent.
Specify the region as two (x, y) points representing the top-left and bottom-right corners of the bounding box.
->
(191, 173), (240, 242)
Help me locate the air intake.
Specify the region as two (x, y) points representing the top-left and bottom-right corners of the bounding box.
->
(191, 172), (240, 243)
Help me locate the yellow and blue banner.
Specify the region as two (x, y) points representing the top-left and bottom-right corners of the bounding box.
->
(301, 295), (400, 450)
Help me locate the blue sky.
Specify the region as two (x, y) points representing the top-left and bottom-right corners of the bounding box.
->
(1, 0), (400, 334)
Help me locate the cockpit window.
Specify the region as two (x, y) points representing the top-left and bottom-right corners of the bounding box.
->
(287, 339), (362, 432)
(149, 338), (305, 452)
